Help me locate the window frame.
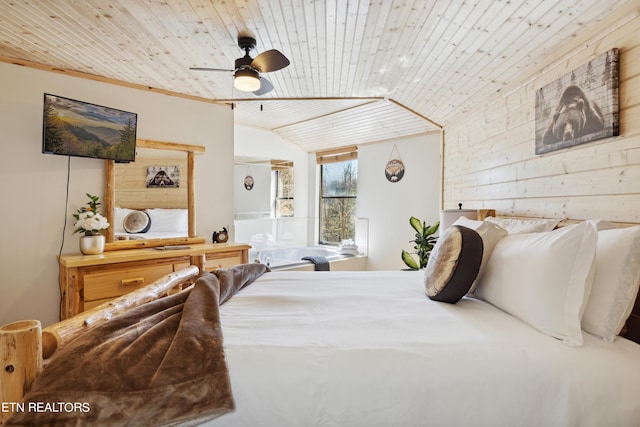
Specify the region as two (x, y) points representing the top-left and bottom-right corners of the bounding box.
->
(318, 158), (358, 246)
(273, 167), (294, 218)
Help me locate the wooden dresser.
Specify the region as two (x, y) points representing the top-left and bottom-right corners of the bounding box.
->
(58, 243), (250, 319)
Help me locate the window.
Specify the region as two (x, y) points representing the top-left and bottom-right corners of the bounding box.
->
(319, 159), (358, 245)
(274, 167), (294, 217)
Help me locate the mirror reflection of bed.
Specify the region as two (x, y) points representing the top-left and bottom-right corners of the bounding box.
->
(114, 147), (187, 240)
(104, 139), (206, 250)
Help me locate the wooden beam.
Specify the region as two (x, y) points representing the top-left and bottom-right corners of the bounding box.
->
(388, 98), (444, 129)
(104, 160), (115, 243)
(104, 236), (205, 251)
(136, 139), (206, 153)
(188, 151), (196, 237)
(0, 55), (227, 107)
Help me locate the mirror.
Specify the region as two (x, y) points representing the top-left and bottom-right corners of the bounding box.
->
(104, 139), (206, 250)
(233, 157), (293, 220)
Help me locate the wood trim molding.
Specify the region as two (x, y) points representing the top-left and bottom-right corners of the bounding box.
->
(316, 146), (358, 164)
(0, 55), (227, 106)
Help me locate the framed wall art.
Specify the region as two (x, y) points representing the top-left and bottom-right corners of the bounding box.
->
(146, 166), (180, 188)
(534, 48), (619, 155)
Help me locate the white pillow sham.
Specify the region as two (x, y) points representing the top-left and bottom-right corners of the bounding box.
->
(484, 216), (560, 234)
(452, 217), (507, 293)
(145, 208), (189, 233)
(474, 222), (597, 346)
(582, 226), (640, 341)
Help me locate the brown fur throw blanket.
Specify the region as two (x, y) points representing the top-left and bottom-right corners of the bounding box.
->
(5, 263), (269, 427)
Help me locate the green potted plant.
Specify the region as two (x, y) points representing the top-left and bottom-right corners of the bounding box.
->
(401, 217), (439, 270)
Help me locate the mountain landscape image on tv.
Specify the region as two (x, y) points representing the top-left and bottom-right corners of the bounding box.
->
(42, 94), (137, 162)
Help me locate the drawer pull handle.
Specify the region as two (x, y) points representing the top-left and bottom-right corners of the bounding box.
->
(121, 277), (144, 286)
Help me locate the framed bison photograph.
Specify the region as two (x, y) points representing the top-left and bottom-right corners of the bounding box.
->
(535, 48), (619, 155)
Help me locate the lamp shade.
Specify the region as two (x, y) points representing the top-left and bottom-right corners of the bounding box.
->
(234, 68), (261, 92)
(440, 208), (478, 232)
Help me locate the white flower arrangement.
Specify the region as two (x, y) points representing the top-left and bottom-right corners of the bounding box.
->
(73, 194), (110, 236)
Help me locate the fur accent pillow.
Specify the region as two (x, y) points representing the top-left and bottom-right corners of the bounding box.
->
(123, 210), (151, 234)
(424, 225), (483, 304)
(452, 217), (507, 293)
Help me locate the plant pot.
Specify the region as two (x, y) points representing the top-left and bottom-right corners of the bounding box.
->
(80, 234), (105, 255)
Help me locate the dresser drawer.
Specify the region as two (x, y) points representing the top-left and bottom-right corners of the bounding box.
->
(59, 243), (250, 318)
(204, 253), (243, 271)
(83, 264), (174, 302)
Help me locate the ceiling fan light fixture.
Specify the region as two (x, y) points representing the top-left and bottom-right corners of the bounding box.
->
(234, 68), (261, 92)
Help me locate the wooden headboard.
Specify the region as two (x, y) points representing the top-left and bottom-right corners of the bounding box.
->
(624, 293), (640, 344)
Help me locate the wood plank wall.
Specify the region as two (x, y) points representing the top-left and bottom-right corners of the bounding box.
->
(114, 148), (188, 210)
(443, 2), (640, 223)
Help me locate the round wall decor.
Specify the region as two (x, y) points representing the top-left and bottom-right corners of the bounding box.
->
(244, 175), (254, 190)
(385, 144), (405, 182)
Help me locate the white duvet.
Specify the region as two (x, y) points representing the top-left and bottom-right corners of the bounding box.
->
(207, 271), (640, 427)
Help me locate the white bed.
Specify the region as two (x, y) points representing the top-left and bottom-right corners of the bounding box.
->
(208, 270), (640, 427)
(6, 217), (638, 426)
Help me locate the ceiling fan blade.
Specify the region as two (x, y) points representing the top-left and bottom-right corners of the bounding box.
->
(251, 49), (290, 73)
(189, 67), (233, 72)
(253, 77), (274, 96)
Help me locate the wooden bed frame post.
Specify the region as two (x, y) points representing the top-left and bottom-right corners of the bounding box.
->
(0, 265), (201, 421)
(0, 320), (43, 423)
(188, 151), (196, 238)
(477, 209), (496, 220)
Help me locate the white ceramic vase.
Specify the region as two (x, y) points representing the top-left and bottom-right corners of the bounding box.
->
(79, 234), (105, 255)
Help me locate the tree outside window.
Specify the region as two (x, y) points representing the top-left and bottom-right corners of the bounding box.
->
(320, 159), (357, 245)
(274, 168), (294, 217)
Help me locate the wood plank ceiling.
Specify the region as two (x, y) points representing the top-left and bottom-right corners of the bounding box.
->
(0, 0), (629, 152)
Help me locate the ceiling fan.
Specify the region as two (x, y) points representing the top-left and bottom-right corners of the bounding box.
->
(190, 36), (290, 96)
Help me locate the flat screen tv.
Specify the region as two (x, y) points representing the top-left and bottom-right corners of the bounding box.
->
(42, 93), (137, 162)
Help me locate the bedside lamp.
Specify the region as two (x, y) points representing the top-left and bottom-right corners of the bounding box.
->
(439, 203), (478, 233)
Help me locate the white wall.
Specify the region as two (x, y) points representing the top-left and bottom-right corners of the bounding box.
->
(0, 62), (234, 328)
(357, 132), (441, 270)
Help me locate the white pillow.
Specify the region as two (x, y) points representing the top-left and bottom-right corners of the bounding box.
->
(474, 222), (597, 346)
(484, 216), (560, 234)
(145, 208), (189, 233)
(582, 226), (640, 341)
(452, 217), (507, 293)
